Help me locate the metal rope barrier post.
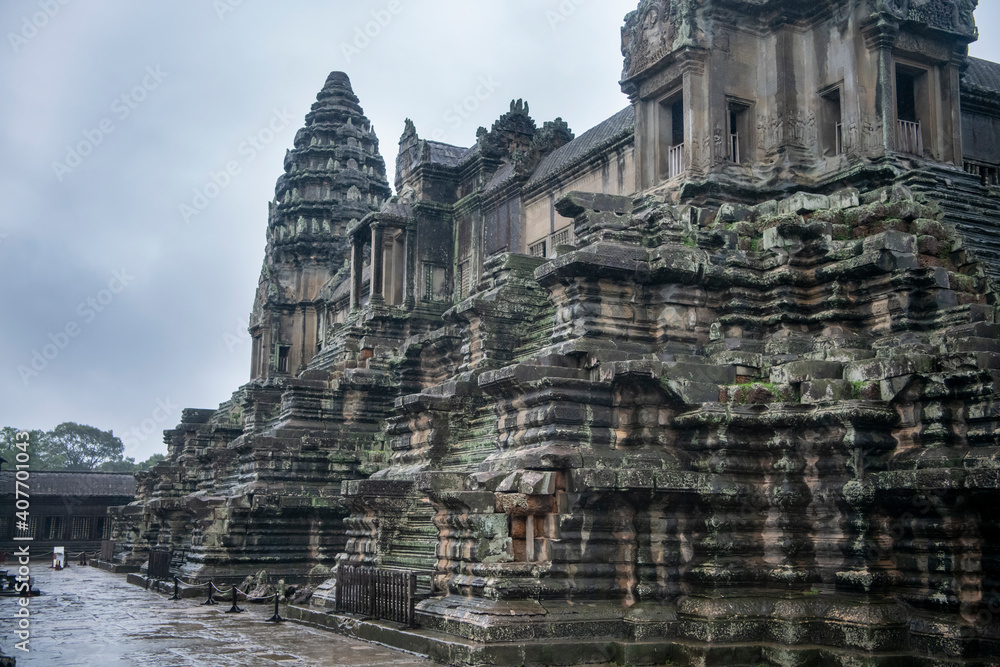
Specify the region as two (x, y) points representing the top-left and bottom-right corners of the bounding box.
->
(203, 580), (217, 606)
(171, 577), (181, 601)
(226, 586), (244, 614)
(266, 592), (283, 623)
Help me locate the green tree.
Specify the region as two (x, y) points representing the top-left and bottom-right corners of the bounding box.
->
(47, 422), (126, 470)
(96, 457), (138, 472)
(0, 426), (61, 469)
(1, 424), (164, 472)
(137, 453), (166, 471)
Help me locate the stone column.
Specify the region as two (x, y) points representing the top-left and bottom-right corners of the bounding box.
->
(680, 51), (707, 178)
(370, 224), (385, 302)
(945, 53), (965, 165)
(404, 226), (416, 307)
(350, 235), (365, 310)
(871, 24), (899, 154)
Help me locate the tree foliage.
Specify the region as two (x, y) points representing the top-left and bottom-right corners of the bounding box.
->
(48, 422), (125, 470)
(0, 424), (166, 473)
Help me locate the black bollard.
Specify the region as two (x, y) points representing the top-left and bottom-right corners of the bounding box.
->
(171, 577), (181, 601)
(203, 580), (218, 606)
(225, 585), (244, 614)
(266, 592), (283, 623)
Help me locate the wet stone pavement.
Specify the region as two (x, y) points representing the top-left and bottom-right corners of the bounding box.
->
(0, 565), (437, 666)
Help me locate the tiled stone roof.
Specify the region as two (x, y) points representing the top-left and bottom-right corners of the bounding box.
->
(422, 141), (468, 167)
(964, 57), (1000, 95)
(0, 471), (137, 497)
(526, 106), (635, 189)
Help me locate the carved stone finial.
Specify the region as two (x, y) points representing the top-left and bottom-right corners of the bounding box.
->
(401, 118), (418, 143)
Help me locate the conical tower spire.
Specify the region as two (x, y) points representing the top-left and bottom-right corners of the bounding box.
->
(269, 71), (391, 257)
(249, 72), (391, 380)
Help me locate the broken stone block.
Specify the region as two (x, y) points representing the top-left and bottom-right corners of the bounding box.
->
(828, 188), (861, 210)
(769, 360), (844, 384)
(778, 192), (831, 215)
(800, 379), (852, 404)
(718, 202), (753, 223)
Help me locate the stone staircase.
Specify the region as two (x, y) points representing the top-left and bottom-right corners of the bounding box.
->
(903, 163), (1000, 287)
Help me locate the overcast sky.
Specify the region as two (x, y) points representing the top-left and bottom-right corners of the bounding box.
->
(1, 1), (998, 463)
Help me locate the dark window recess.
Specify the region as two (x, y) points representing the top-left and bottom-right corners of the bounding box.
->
(671, 97), (685, 146)
(727, 101), (752, 164)
(659, 93), (686, 179)
(96, 516), (107, 540)
(277, 346), (290, 373)
(821, 88), (844, 156)
(896, 71), (917, 122)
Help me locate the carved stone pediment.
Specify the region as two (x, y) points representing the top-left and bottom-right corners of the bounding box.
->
(622, 0), (684, 81)
(870, 0), (977, 37)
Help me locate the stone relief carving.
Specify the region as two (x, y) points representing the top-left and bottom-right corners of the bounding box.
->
(713, 121), (726, 163)
(870, 0), (977, 36)
(757, 112), (784, 151)
(861, 115), (884, 154)
(895, 32), (949, 59)
(622, 1), (674, 79)
(805, 111), (817, 148)
(787, 111), (804, 145)
(621, 0), (703, 79)
(752, 110), (818, 151)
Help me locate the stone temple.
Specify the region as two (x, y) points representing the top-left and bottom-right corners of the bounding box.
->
(111, 0), (1000, 664)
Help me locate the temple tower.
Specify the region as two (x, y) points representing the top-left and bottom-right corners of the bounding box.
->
(249, 72), (392, 380)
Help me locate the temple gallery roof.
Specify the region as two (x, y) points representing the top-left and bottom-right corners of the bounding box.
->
(527, 106), (635, 188)
(0, 471), (137, 498)
(964, 56), (1000, 96)
(410, 106), (636, 191)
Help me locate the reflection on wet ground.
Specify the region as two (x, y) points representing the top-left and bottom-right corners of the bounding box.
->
(0, 565), (436, 666)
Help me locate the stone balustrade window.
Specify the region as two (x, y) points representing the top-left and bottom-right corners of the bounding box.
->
(895, 64), (928, 156)
(71, 516), (92, 540)
(820, 87), (844, 157)
(727, 99), (753, 165)
(659, 92), (685, 180)
(44, 516), (63, 540)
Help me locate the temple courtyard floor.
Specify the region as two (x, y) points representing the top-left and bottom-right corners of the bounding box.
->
(0, 564), (436, 666)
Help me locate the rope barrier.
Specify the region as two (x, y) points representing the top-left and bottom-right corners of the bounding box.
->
(202, 580), (218, 606)
(163, 577), (286, 621)
(266, 593), (284, 623)
(225, 584), (244, 614)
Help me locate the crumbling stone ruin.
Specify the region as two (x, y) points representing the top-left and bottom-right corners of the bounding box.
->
(113, 0), (1000, 664)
